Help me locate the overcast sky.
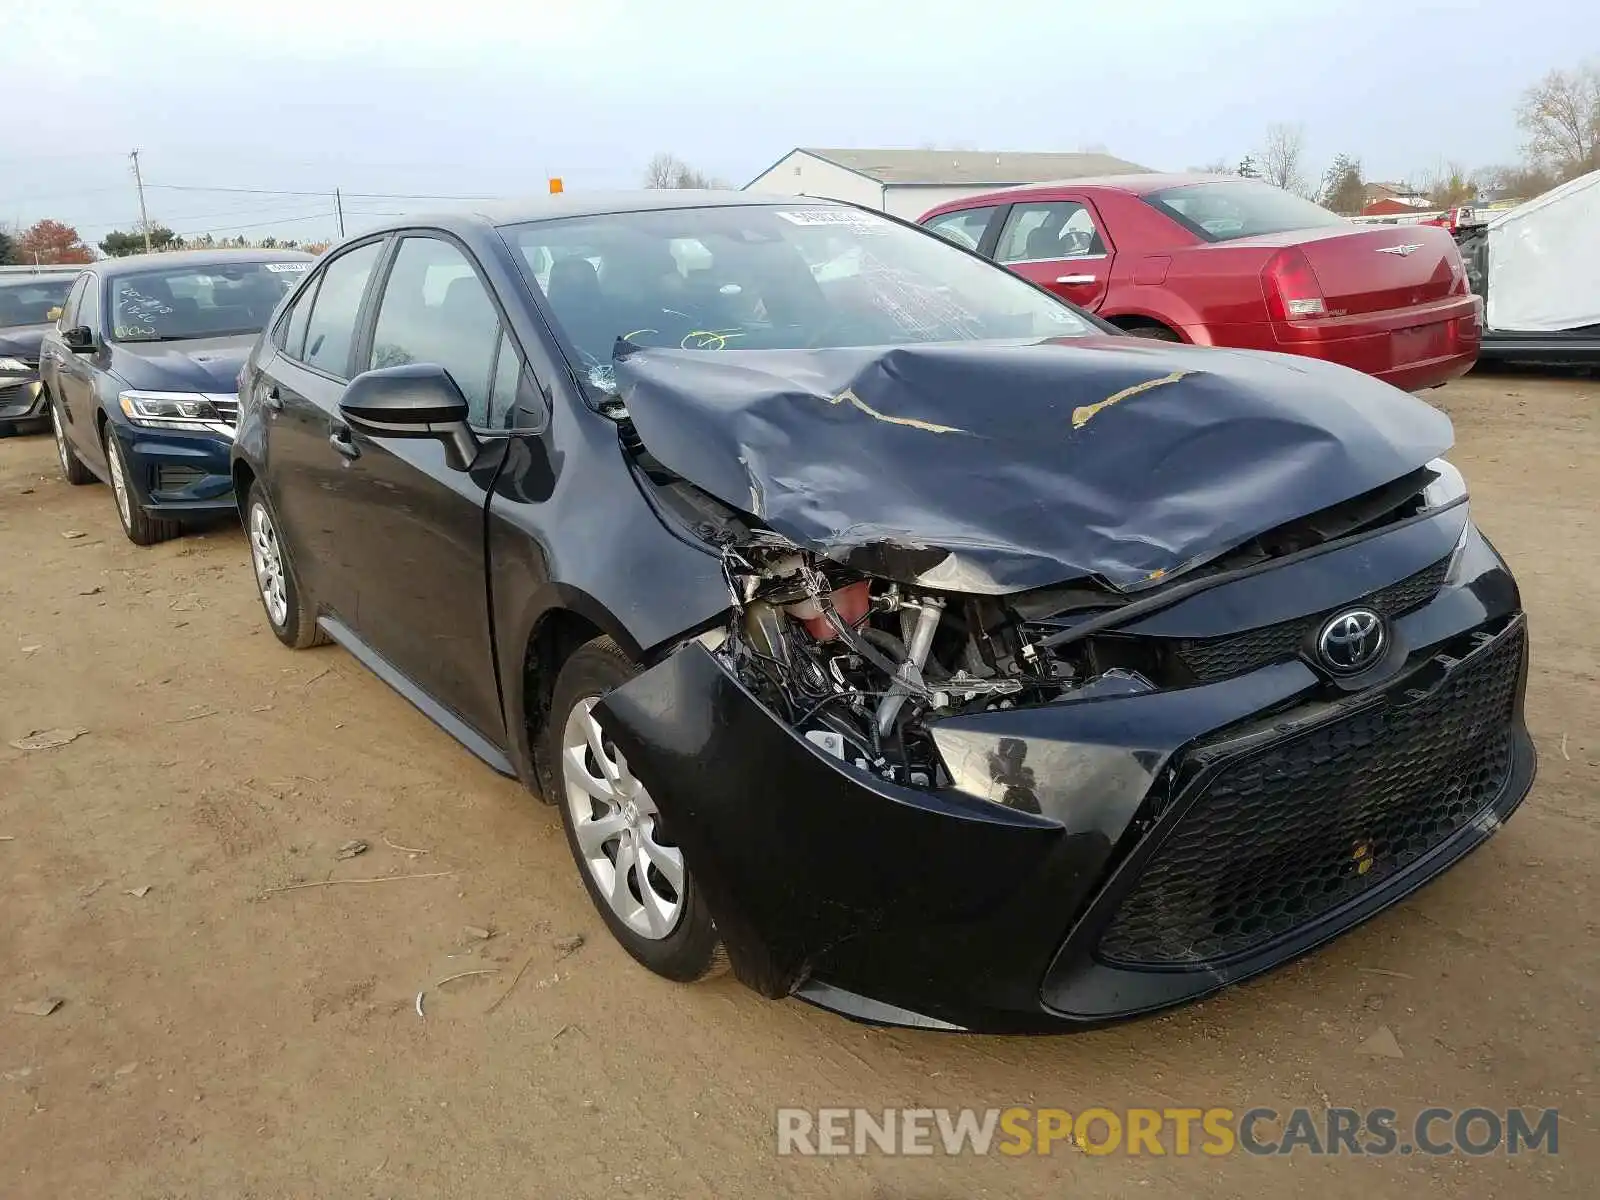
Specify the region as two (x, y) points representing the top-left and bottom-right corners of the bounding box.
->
(2, 0), (1591, 248)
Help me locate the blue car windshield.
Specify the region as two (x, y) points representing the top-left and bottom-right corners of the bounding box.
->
(504, 204), (1094, 386)
(109, 262), (310, 342)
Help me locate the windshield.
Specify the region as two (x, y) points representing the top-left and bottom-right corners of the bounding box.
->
(108, 261), (310, 342)
(1146, 180), (1349, 241)
(504, 204), (1093, 387)
(0, 276), (75, 329)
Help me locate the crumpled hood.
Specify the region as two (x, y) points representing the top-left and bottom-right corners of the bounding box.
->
(112, 334), (255, 393)
(615, 336), (1454, 594)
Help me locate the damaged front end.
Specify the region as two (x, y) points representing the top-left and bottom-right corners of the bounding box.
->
(593, 341), (1534, 1031)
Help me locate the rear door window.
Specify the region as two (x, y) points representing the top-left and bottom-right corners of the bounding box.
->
(302, 241), (384, 377)
(996, 202), (1105, 263)
(922, 206), (999, 251)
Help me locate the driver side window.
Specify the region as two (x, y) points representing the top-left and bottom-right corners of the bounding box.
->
(368, 236), (506, 428)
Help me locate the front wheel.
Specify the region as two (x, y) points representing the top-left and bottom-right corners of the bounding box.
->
(547, 637), (725, 982)
(50, 398), (95, 485)
(245, 482), (328, 649)
(103, 426), (181, 545)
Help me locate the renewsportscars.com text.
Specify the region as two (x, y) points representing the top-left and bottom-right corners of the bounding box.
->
(776, 1106), (1560, 1158)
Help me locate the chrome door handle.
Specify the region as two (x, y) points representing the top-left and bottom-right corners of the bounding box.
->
(1056, 274), (1097, 285)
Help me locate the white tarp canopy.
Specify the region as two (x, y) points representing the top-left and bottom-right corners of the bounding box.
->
(1485, 168), (1600, 332)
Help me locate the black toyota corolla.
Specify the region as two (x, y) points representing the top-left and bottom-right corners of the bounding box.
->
(40, 249), (313, 544)
(233, 193), (1533, 1032)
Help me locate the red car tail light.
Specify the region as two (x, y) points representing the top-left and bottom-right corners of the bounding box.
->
(1446, 247), (1470, 295)
(1262, 247), (1327, 321)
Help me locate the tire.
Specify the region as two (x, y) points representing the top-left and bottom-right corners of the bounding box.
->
(1121, 323), (1182, 343)
(102, 424), (181, 546)
(547, 636), (725, 983)
(244, 481), (328, 649)
(50, 398), (95, 486)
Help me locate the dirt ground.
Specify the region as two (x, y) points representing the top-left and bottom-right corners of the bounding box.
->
(1, 369), (1594, 1199)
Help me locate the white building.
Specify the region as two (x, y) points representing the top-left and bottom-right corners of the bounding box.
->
(743, 147), (1149, 221)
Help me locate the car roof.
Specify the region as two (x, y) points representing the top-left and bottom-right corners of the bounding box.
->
(93, 248), (316, 278)
(351, 190), (843, 236)
(934, 172), (1244, 207)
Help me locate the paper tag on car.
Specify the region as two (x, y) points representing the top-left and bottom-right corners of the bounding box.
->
(775, 209), (886, 233)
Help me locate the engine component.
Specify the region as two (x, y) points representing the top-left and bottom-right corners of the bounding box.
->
(875, 596), (944, 738)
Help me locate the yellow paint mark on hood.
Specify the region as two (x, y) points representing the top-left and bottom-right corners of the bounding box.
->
(826, 388), (965, 435)
(1072, 370), (1191, 430)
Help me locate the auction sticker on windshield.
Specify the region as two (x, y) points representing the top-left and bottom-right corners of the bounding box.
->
(265, 263), (310, 272)
(776, 208), (886, 233)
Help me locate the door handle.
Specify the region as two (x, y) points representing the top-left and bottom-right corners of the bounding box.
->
(1056, 274), (1098, 285)
(263, 385), (283, 413)
(328, 423), (360, 460)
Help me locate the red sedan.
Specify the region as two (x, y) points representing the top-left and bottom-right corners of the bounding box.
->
(919, 174), (1480, 391)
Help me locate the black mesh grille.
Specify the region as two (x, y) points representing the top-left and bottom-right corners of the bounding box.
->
(1098, 621), (1523, 969)
(155, 465), (206, 492)
(1175, 557), (1451, 683)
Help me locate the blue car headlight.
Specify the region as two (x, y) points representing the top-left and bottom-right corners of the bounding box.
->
(117, 390), (235, 436)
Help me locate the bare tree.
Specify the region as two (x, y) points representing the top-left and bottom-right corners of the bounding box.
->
(1516, 62), (1600, 180)
(1473, 162), (1556, 202)
(1190, 158), (1236, 175)
(1414, 161), (1477, 209)
(1258, 123), (1311, 196)
(643, 151), (721, 190)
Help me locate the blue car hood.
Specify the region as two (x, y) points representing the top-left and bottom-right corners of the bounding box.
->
(112, 334), (256, 393)
(614, 336), (1455, 594)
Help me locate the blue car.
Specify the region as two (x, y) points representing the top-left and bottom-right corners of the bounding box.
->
(40, 249), (313, 544)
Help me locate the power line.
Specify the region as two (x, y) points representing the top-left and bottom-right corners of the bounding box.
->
(147, 183), (503, 201)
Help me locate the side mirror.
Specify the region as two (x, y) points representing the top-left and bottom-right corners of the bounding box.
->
(63, 325), (95, 353)
(338, 363), (481, 471)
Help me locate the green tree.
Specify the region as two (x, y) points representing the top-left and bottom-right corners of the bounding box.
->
(100, 226), (183, 256)
(0, 228), (16, 265)
(1319, 153), (1366, 214)
(1237, 154), (1259, 178)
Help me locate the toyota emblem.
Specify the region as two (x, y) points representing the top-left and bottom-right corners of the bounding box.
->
(1317, 608), (1386, 674)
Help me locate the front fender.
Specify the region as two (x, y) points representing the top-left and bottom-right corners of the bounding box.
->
(594, 643), (1062, 999)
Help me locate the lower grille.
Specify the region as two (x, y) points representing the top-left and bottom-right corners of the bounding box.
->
(155, 465), (206, 493)
(1175, 556), (1451, 683)
(1098, 620), (1524, 969)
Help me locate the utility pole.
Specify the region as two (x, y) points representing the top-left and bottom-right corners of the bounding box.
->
(129, 149), (152, 253)
(334, 188), (345, 239)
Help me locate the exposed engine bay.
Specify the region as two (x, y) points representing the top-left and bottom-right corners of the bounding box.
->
(714, 543), (1153, 789)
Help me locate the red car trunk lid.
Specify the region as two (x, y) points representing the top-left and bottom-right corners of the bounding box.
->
(1258, 225), (1460, 318)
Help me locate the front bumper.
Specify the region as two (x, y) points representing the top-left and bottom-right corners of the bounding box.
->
(106, 421), (236, 515)
(0, 378), (48, 431)
(596, 515), (1533, 1033)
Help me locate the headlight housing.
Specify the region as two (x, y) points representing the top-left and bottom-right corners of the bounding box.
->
(0, 356), (31, 375)
(118, 390), (236, 435)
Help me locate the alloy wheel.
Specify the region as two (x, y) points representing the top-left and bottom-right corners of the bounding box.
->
(51, 404), (70, 476)
(561, 696), (685, 940)
(248, 501), (289, 628)
(104, 433), (133, 527)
